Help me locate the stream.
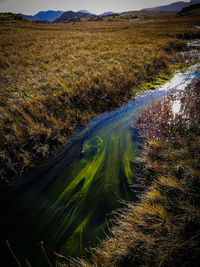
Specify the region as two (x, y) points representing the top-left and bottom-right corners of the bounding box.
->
(0, 43), (200, 266)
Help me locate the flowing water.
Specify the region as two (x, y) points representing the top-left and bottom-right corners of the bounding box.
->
(0, 53), (200, 266)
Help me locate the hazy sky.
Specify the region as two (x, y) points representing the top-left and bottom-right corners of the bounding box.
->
(0, 0), (191, 15)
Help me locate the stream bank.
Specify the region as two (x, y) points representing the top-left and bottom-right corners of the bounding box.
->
(75, 78), (200, 267)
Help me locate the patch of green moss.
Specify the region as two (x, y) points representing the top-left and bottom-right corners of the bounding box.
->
(138, 60), (194, 94)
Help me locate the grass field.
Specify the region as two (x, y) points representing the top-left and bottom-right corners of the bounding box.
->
(0, 13), (200, 186)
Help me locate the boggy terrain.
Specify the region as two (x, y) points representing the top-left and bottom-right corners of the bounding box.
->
(0, 14), (200, 186)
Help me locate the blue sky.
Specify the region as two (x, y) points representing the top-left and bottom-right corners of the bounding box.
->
(0, 0), (191, 15)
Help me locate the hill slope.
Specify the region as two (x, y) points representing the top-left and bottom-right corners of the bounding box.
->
(0, 13), (28, 22)
(178, 3), (200, 15)
(143, 0), (200, 12)
(190, 0), (200, 4)
(21, 14), (40, 21)
(53, 11), (94, 23)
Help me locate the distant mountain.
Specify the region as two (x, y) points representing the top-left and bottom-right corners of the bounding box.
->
(142, 0), (200, 12)
(21, 14), (40, 21)
(35, 10), (64, 22)
(120, 10), (176, 20)
(21, 10), (64, 22)
(53, 11), (94, 23)
(143, 1), (188, 12)
(79, 10), (92, 14)
(100, 12), (116, 16)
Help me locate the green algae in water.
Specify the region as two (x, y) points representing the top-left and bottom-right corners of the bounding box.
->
(82, 136), (104, 158)
(0, 105), (139, 265)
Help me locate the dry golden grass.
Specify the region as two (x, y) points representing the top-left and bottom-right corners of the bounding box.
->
(0, 14), (200, 185)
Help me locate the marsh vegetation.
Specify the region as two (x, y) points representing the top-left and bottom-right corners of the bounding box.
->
(1, 14), (200, 186)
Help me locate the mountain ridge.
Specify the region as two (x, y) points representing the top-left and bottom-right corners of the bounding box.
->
(35, 10), (64, 22)
(142, 0), (200, 12)
(19, 0), (200, 23)
(53, 11), (94, 23)
(21, 10), (64, 22)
